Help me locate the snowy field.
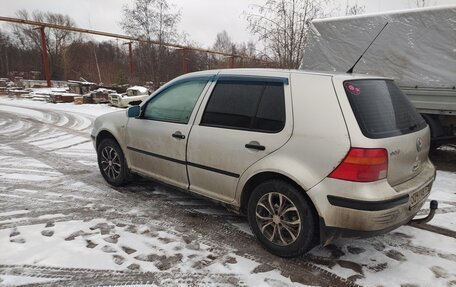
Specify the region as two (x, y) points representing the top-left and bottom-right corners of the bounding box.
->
(0, 97), (455, 287)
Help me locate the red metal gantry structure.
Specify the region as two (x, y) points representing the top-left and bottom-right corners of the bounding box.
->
(0, 16), (271, 87)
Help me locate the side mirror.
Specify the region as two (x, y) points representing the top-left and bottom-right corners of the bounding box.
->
(127, 105), (141, 118)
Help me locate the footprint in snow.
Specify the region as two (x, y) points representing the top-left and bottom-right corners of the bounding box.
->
(9, 229), (20, 237)
(112, 255), (126, 265)
(384, 249), (407, 262)
(103, 234), (120, 244)
(127, 263), (141, 271)
(430, 265), (450, 279)
(10, 237), (26, 244)
(101, 245), (117, 253)
(347, 245), (365, 255)
(121, 246), (136, 255)
(41, 230), (54, 237)
(9, 229), (25, 243)
(86, 239), (98, 249)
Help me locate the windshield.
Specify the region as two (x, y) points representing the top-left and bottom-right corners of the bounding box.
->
(344, 79), (426, 139)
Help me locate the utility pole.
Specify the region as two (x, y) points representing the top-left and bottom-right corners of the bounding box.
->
(228, 56), (235, 68)
(93, 44), (102, 84)
(180, 48), (189, 74)
(123, 42), (134, 83)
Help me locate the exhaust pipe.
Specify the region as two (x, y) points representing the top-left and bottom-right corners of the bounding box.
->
(409, 200), (438, 224)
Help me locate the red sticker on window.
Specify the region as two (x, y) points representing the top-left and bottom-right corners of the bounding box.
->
(344, 82), (361, 95)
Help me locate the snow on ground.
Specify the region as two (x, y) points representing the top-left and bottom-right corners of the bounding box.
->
(0, 97), (455, 286)
(0, 98), (313, 286)
(0, 97), (119, 118)
(305, 168), (456, 286)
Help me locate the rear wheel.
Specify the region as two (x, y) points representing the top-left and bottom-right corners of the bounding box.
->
(247, 179), (316, 257)
(97, 138), (128, 186)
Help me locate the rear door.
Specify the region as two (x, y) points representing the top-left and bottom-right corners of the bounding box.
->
(186, 73), (293, 203)
(340, 79), (429, 186)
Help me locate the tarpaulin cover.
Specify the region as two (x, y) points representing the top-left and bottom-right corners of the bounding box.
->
(301, 6), (456, 88)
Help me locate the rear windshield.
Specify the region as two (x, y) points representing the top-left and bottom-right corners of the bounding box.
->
(344, 79), (426, 139)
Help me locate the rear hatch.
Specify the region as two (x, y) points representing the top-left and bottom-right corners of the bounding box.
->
(342, 79), (429, 186)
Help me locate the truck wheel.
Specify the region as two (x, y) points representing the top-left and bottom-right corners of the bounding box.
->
(247, 179), (316, 257)
(422, 114), (444, 150)
(97, 138), (129, 186)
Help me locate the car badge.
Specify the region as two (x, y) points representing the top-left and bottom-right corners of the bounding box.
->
(416, 137), (423, 152)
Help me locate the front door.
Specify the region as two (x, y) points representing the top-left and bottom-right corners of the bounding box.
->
(126, 77), (212, 189)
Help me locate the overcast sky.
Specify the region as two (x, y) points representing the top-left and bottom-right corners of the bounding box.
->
(1, 0), (455, 48)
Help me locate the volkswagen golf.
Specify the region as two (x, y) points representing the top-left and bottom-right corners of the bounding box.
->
(91, 69), (435, 257)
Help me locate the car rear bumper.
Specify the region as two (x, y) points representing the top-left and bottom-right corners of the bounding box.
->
(307, 159), (436, 243)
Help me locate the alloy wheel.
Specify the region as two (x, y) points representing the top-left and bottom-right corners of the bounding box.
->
(255, 192), (302, 246)
(100, 146), (121, 180)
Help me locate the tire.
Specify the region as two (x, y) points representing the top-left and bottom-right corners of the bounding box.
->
(247, 179), (316, 257)
(97, 138), (129, 186)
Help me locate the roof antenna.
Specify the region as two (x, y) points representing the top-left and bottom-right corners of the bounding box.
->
(347, 22), (389, 74)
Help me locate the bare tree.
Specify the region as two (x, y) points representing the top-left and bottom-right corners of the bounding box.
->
(413, 0), (431, 7)
(245, 0), (329, 68)
(10, 10), (79, 79)
(345, 1), (365, 15)
(121, 0), (180, 86)
(213, 30), (235, 54)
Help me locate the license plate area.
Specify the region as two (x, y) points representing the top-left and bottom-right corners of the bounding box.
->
(410, 184), (431, 208)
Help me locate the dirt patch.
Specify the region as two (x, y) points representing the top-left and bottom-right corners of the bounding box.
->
(224, 256), (237, 264)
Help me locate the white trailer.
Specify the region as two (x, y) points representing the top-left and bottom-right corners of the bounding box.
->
(301, 6), (456, 145)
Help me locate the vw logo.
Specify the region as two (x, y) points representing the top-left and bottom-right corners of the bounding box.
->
(416, 137), (423, 152)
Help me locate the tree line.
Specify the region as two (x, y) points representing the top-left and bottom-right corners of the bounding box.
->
(0, 0), (370, 86)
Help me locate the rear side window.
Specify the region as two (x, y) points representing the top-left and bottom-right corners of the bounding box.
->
(344, 80), (426, 139)
(201, 80), (285, 132)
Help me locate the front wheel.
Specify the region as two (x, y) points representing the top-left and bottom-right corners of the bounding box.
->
(97, 138), (128, 186)
(247, 179), (316, 257)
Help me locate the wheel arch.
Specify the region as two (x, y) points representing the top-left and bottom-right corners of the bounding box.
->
(240, 171), (321, 244)
(96, 129), (122, 150)
(240, 171), (320, 217)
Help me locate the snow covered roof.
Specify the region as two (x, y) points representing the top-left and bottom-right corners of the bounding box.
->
(127, 86), (149, 94)
(301, 5), (456, 88)
(68, 80), (96, 86)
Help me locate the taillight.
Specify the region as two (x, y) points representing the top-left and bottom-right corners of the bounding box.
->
(329, 148), (388, 182)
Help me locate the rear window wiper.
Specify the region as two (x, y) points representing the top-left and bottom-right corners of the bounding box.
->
(408, 124), (418, 131)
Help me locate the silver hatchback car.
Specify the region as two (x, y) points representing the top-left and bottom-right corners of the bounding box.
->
(91, 69), (435, 257)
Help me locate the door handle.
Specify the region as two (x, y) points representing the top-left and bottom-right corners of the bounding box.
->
(172, 131), (186, 139)
(245, 141), (265, 151)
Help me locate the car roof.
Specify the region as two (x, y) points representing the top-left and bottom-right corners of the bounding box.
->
(181, 68), (389, 80)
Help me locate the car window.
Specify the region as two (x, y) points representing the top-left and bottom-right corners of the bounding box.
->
(143, 80), (208, 124)
(201, 79), (285, 132)
(344, 80), (426, 138)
